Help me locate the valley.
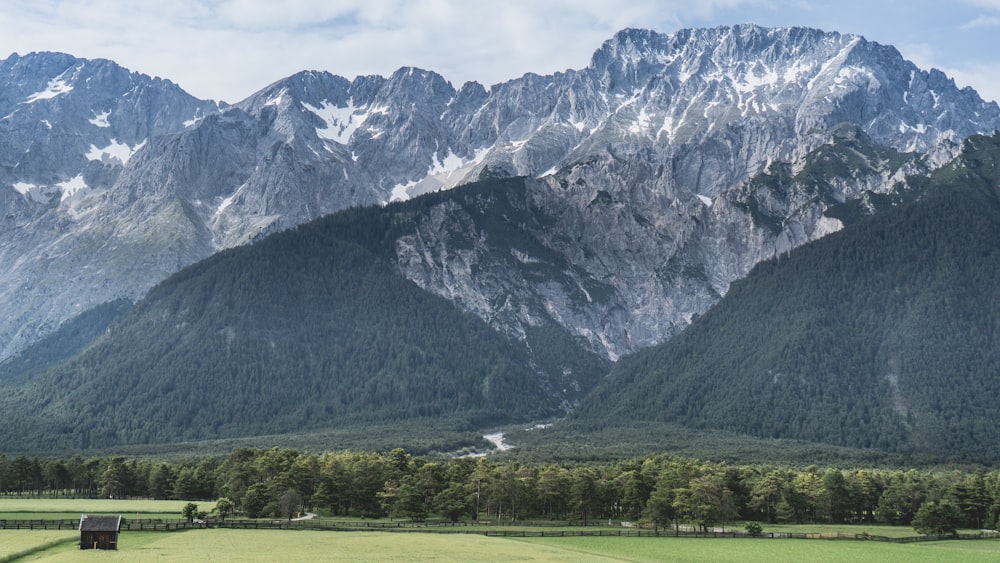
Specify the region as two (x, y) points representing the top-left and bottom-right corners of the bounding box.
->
(3, 4), (1000, 559)
(1, 23), (1000, 469)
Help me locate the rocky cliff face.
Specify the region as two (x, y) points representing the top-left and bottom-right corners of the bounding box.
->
(391, 128), (931, 361)
(2, 25), (1000, 360)
(0, 52), (221, 358)
(386, 26), (999, 359)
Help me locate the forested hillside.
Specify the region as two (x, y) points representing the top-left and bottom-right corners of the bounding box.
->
(0, 179), (607, 452)
(576, 133), (1000, 461)
(0, 299), (132, 384)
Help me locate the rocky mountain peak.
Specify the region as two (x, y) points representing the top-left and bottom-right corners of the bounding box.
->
(0, 51), (222, 359)
(591, 27), (674, 66)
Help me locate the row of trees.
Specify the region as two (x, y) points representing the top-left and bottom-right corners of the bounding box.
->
(2, 448), (999, 534)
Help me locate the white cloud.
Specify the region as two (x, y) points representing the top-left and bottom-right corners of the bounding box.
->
(961, 14), (1000, 29)
(964, 0), (1000, 10)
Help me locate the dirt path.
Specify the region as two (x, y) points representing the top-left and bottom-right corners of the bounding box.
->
(290, 512), (317, 521)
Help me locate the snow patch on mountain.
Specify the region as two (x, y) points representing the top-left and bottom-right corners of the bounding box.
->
(25, 78), (74, 103)
(57, 175), (88, 201)
(12, 182), (35, 196)
(429, 150), (465, 175)
(89, 111), (110, 128)
(12, 182), (50, 204)
(628, 107), (656, 136)
(302, 100), (367, 144)
(86, 139), (145, 164)
(264, 89), (286, 107)
(390, 147), (489, 202)
(12, 177), (92, 205)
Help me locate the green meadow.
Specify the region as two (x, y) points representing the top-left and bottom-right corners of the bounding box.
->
(521, 536), (1000, 563)
(0, 498), (190, 522)
(12, 529), (600, 562)
(0, 498), (191, 513)
(5, 529), (1000, 562)
(4, 498), (1000, 562)
(0, 530), (77, 561)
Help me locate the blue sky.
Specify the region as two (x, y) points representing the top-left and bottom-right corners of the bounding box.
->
(0, 1), (998, 104)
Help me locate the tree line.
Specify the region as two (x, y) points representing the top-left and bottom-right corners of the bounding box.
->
(1, 448), (998, 534)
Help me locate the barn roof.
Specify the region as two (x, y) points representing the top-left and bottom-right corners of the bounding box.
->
(79, 514), (122, 532)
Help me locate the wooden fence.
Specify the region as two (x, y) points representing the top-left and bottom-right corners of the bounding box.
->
(1, 518), (998, 544)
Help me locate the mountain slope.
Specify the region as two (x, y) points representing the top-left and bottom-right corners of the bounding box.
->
(0, 298), (131, 384)
(575, 133), (1000, 461)
(4, 25), (1000, 363)
(0, 178), (607, 452)
(0, 52), (222, 359)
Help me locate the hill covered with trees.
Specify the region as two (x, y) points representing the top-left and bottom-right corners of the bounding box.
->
(576, 133), (1000, 462)
(0, 178), (607, 452)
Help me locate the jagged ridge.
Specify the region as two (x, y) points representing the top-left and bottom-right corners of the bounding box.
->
(2, 25), (999, 364)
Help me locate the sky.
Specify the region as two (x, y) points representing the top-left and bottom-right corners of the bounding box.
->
(0, 0), (998, 104)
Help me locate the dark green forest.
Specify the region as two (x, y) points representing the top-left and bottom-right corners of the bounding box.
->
(0, 178), (607, 452)
(578, 133), (1000, 461)
(3, 447), (999, 535)
(0, 298), (132, 384)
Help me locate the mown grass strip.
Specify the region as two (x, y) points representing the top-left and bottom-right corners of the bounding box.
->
(0, 498), (191, 514)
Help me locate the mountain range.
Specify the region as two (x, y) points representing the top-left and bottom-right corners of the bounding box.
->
(2, 24), (1000, 458)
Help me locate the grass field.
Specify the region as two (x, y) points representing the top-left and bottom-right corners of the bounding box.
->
(0, 530), (77, 561)
(4, 499), (1000, 561)
(0, 512), (182, 521)
(16, 530), (610, 562)
(520, 536), (1000, 562)
(0, 498), (190, 522)
(0, 498), (190, 513)
(758, 523), (940, 538)
(4, 528), (1000, 562)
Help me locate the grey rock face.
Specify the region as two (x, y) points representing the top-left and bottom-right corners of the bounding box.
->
(387, 25), (1000, 359)
(0, 52), (221, 358)
(3, 25), (1000, 361)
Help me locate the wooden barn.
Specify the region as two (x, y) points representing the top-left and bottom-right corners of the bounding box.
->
(79, 514), (121, 550)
